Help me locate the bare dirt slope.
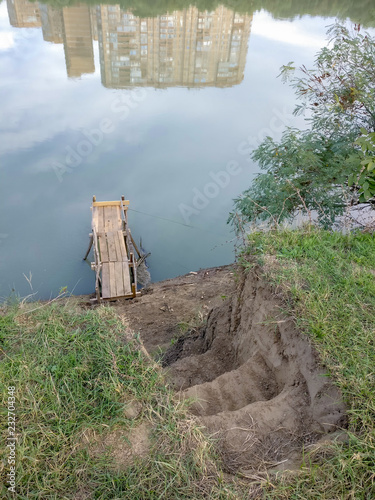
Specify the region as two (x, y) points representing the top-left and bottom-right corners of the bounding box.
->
(115, 265), (237, 355)
(114, 264), (347, 473)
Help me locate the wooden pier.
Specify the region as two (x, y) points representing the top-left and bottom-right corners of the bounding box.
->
(84, 196), (142, 302)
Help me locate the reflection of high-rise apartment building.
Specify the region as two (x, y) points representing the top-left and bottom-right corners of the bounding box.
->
(90, 6), (98, 41)
(62, 5), (95, 78)
(97, 5), (252, 88)
(39, 4), (63, 44)
(7, 0), (41, 28)
(9, 0), (95, 78)
(6, 1), (252, 88)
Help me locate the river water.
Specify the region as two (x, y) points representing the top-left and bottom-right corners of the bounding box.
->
(0, 0), (372, 300)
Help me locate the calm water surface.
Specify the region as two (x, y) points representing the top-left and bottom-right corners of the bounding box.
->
(0, 0), (371, 300)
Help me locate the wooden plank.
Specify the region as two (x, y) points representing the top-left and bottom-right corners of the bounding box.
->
(93, 206), (105, 233)
(103, 207), (108, 232)
(114, 230), (122, 262)
(110, 207), (117, 231)
(107, 207), (115, 232)
(109, 262), (116, 298)
(103, 207), (111, 232)
(108, 206), (120, 231)
(98, 235), (109, 262)
(101, 263), (110, 298)
(106, 206), (119, 231)
(106, 232), (117, 262)
(122, 261), (132, 295)
(114, 262), (125, 296)
(114, 206), (122, 230)
(100, 207), (106, 233)
(117, 231), (128, 262)
(93, 200), (129, 207)
(101, 292), (141, 301)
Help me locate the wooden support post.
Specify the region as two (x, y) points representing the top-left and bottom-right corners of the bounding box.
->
(95, 261), (101, 303)
(128, 229), (141, 259)
(130, 252), (137, 298)
(120, 195), (130, 233)
(129, 252), (137, 296)
(121, 196), (126, 231)
(83, 233), (93, 261)
(93, 195), (96, 202)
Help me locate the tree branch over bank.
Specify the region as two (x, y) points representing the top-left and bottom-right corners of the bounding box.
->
(229, 23), (375, 231)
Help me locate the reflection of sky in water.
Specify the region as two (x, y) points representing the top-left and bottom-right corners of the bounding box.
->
(0, 0), (340, 299)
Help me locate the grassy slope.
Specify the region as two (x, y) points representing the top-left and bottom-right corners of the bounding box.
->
(1, 228), (374, 498)
(0, 302), (243, 499)
(244, 229), (375, 499)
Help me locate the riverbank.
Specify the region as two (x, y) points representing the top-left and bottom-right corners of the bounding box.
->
(1, 228), (374, 498)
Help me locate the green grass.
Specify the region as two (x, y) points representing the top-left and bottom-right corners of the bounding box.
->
(0, 301), (244, 499)
(243, 228), (375, 499)
(2, 228), (375, 498)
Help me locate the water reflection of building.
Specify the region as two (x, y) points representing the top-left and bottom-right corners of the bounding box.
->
(38, 4), (96, 77)
(97, 5), (252, 88)
(6, 1), (252, 88)
(90, 7), (98, 41)
(7, 0), (41, 28)
(7, 0), (95, 78)
(39, 4), (63, 44)
(62, 5), (95, 77)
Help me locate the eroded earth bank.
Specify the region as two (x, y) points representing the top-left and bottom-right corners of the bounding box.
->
(116, 264), (347, 473)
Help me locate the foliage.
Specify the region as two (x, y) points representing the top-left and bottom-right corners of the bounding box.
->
(351, 129), (375, 202)
(244, 228), (375, 499)
(232, 129), (361, 228)
(34, 0), (375, 26)
(230, 24), (375, 230)
(288, 24), (375, 134)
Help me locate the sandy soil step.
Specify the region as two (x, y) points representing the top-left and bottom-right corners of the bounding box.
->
(184, 353), (279, 416)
